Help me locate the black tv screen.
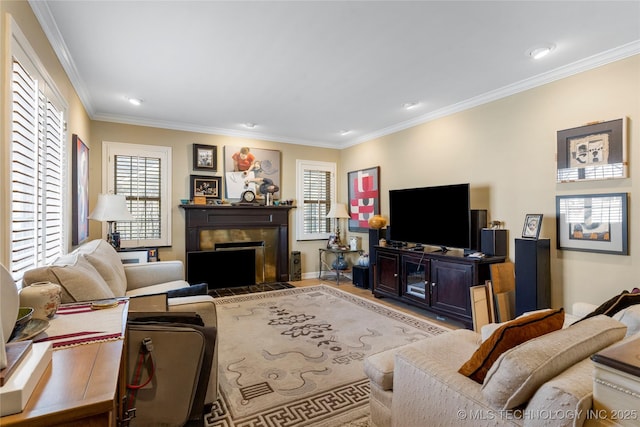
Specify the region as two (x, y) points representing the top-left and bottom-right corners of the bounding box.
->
(187, 249), (256, 289)
(388, 183), (471, 250)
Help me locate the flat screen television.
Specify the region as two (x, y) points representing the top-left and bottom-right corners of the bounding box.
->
(388, 183), (471, 251)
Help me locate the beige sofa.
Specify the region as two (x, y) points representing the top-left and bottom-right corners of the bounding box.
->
(364, 304), (640, 427)
(22, 239), (218, 406)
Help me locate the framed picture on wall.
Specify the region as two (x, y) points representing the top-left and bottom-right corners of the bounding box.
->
(556, 193), (628, 255)
(347, 166), (380, 232)
(223, 146), (281, 200)
(556, 118), (627, 182)
(190, 175), (222, 201)
(72, 134), (89, 245)
(193, 144), (217, 171)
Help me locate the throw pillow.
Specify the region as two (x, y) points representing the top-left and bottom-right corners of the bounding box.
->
(481, 315), (627, 410)
(574, 291), (640, 324)
(84, 253), (128, 297)
(47, 255), (115, 303)
(458, 308), (564, 383)
(613, 304), (640, 336)
(166, 283), (208, 298)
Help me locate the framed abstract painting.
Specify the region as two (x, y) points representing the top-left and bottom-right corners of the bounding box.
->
(347, 166), (380, 232)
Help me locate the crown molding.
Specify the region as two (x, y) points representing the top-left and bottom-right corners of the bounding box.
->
(29, 0), (639, 150)
(346, 40), (640, 148)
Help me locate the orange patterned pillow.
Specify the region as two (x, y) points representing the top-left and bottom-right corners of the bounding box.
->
(459, 308), (564, 383)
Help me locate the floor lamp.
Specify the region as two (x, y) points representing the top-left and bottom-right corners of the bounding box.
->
(88, 194), (134, 249)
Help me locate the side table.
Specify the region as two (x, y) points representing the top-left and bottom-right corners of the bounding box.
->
(318, 247), (363, 286)
(591, 337), (640, 426)
(1, 301), (129, 426)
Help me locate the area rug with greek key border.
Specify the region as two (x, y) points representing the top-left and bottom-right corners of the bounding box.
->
(204, 284), (451, 427)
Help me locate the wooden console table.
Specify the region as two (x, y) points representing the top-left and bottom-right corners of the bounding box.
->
(1, 304), (128, 426)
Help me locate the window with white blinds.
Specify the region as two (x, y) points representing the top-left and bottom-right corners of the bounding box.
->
(10, 57), (65, 279)
(296, 160), (336, 240)
(103, 142), (172, 248)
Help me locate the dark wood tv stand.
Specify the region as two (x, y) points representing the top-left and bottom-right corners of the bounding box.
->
(373, 245), (505, 329)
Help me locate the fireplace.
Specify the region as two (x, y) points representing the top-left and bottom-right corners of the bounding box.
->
(181, 205), (294, 283)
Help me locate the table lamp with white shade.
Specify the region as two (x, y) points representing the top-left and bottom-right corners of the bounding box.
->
(88, 193), (134, 249)
(326, 203), (350, 247)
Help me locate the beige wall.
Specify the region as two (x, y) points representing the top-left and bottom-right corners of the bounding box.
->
(89, 121), (340, 266)
(4, 1), (640, 312)
(341, 55), (640, 310)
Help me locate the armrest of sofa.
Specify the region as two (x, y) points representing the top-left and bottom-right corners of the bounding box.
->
(391, 333), (497, 426)
(167, 295), (217, 328)
(124, 261), (184, 291)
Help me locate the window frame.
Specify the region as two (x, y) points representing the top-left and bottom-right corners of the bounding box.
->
(102, 141), (172, 248)
(295, 159), (337, 241)
(7, 16), (68, 280)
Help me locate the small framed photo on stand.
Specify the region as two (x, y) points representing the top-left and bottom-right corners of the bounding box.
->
(522, 214), (543, 239)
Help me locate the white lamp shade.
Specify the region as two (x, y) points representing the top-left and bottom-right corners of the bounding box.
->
(326, 203), (350, 219)
(88, 194), (135, 222)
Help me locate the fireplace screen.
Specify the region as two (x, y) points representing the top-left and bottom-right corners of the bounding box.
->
(198, 228), (278, 283)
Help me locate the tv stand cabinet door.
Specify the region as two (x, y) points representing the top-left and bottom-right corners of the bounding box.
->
(375, 250), (400, 297)
(430, 259), (473, 319)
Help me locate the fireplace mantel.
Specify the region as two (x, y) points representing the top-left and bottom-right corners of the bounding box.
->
(180, 204), (294, 282)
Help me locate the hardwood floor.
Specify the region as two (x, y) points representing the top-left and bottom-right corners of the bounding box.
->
(289, 277), (465, 330)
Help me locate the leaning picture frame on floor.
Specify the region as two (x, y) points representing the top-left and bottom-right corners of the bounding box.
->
(556, 192), (628, 255)
(347, 166), (380, 232)
(556, 118), (627, 182)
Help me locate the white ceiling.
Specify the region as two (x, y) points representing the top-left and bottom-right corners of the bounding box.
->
(30, 1), (640, 149)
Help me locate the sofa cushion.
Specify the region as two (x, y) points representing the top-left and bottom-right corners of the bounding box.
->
(77, 240), (128, 295)
(575, 290), (640, 323)
(613, 304), (640, 337)
(23, 255), (115, 303)
(458, 308), (564, 383)
(125, 280), (189, 297)
(481, 315), (627, 410)
(166, 283), (208, 298)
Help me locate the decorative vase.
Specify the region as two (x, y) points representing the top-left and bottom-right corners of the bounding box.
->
(19, 281), (62, 320)
(332, 254), (349, 270)
(357, 253), (370, 267)
(368, 215), (387, 229)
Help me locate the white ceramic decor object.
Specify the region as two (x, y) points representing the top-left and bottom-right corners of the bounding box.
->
(19, 282), (62, 320)
(1, 264), (19, 369)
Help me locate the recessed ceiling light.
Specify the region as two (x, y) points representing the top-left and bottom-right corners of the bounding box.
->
(402, 102), (419, 110)
(127, 97), (143, 106)
(244, 122), (256, 129)
(528, 43), (556, 60)
(339, 130), (351, 136)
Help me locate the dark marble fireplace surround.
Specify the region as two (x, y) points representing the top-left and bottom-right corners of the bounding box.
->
(181, 205), (294, 285)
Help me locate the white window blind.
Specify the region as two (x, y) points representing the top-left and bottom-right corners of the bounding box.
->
(296, 160), (336, 241)
(103, 142), (172, 248)
(10, 57), (65, 279)
(114, 155), (161, 240)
